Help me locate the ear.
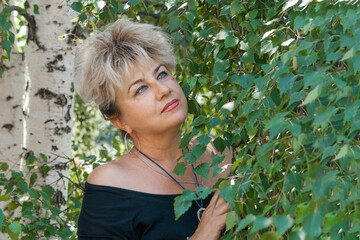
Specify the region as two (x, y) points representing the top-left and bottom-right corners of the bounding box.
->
(110, 117), (133, 134)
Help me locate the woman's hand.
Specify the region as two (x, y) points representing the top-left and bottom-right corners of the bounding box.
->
(190, 191), (230, 240)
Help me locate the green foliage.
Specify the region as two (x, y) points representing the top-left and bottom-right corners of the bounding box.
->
(0, 157), (75, 239)
(1, 0), (360, 239)
(165, 0), (360, 239)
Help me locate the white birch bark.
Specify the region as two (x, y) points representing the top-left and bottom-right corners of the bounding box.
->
(0, 5), (26, 239)
(22, 0), (76, 208)
(0, 13), (24, 176)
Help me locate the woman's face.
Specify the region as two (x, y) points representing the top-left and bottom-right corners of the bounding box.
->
(113, 61), (188, 135)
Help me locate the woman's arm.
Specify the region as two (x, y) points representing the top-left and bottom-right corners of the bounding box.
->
(190, 191), (230, 240)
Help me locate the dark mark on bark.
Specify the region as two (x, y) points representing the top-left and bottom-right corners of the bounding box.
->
(35, 88), (57, 100)
(54, 126), (71, 135)
(70, 82), (74, 92)
(46, 5), (51, 9)
(55, 163), (68, 170)
(23, 150), (34, 161)
(6, 96), (13, 101)
(44, 119), (54, 124)
(64, 108), (71, 122)
(55, 94), (67, 107)
(13, 105), (20, 109)
(52, 145), (58, 151)
(54, 190), (66, 208)
(64, 126), (71, 133)
(46, 55), (66, 72)
(25, 81), (30, 91)
(54, 127), (61, 135)
(2, 124), (14, 132)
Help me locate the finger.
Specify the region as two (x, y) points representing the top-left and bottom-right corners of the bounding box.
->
(209, 190), (226, 207)
(212, 200), (230, 216)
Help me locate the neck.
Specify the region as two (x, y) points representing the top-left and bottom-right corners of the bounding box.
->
(129, 129), (183, 164)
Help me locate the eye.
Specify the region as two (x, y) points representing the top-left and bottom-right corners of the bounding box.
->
(157, 71), (168, 80)
(135, 85), (148, 96)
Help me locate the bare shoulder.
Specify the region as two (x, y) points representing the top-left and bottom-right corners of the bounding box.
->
(189, 135), (233, 187)
(86, 154), (134, 188)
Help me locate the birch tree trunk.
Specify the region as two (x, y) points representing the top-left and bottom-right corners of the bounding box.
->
(0, 13), (24, 177)
(21, 0), (76, 208)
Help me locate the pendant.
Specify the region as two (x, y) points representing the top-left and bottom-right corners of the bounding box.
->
(197, 207), (206, 221)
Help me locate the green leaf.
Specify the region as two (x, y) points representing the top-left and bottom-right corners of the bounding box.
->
(206, 0), (218, 6)
(210, 117), (221, 127)
(195, 187), (211, 199)
(71, 2), (83, 13)
(9, 222), (21, 235)
(303, 212), (322, 239)
(192, 145), (206, 159)
(0, 209), (4, 229)
(33, 4), (39, 14)
(57, 228), (72, 239)
(2, 39), (11, 52)
(246, 10), (258, 20)
(0, 194), (11, 201)
(11, 171), (23, 179)
(238, 74), (254, 89)
(264, 112), (289, 132)
(78, 13), (87, 22)
(196, 135), (212, 147)
(191, 116), (207, 127)
(261, 232), (279, 240)
(0, 162), (9, 171)
(28, 188), (37, 200)
(185, 153), (197, 164)
(230, 1), (243, 15)
(275, 215), (294, 236)
(250, 216), (273, 234)
(130, 0), (140, 6)
(226, 211), (238, 232)
(241, 49), (255, 63)
(225, 35), (239, 48)
(174, 189), (197, 220)
(302, 84), (322, 105)
(194, 163), (210, 180)
(173, 162), (187, 177)
(278, 74), (296, 94)
(336, 145), (349, 160)
(341, 47), (355, 61)
(17, 181), (28, 192)
(179, 134), (192, 148)
(213, 137), (226, 153)
(236, 214), (256, 232)
(211, 154), (225, 167)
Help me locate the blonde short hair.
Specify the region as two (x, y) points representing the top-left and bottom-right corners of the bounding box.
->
(74, 18), (176, 118)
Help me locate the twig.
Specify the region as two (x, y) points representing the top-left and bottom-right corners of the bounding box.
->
(8, 5), (35, 27)
(57, 171), (84, 190)
(137, 10), (160, 19)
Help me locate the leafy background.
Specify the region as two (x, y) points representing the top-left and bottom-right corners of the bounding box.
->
(1, 0), (360, 239)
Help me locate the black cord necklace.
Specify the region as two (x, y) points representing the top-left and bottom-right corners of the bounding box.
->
(137, 149), (205, 221)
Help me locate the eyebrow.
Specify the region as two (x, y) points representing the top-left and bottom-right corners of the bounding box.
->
(127, 64), (165, 93)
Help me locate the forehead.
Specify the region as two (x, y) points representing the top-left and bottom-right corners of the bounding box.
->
(121, 58), (160, 84)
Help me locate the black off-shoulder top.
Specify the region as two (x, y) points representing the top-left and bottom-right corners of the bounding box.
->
(77, 182), (212, 240)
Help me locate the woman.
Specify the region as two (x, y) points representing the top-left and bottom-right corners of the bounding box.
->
(75, 18), (232, 240)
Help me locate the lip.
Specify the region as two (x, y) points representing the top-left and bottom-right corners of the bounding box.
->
(161, 99), (179, 113)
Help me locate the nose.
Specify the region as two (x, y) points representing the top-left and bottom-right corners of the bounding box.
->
(154, 81), (171, 100)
